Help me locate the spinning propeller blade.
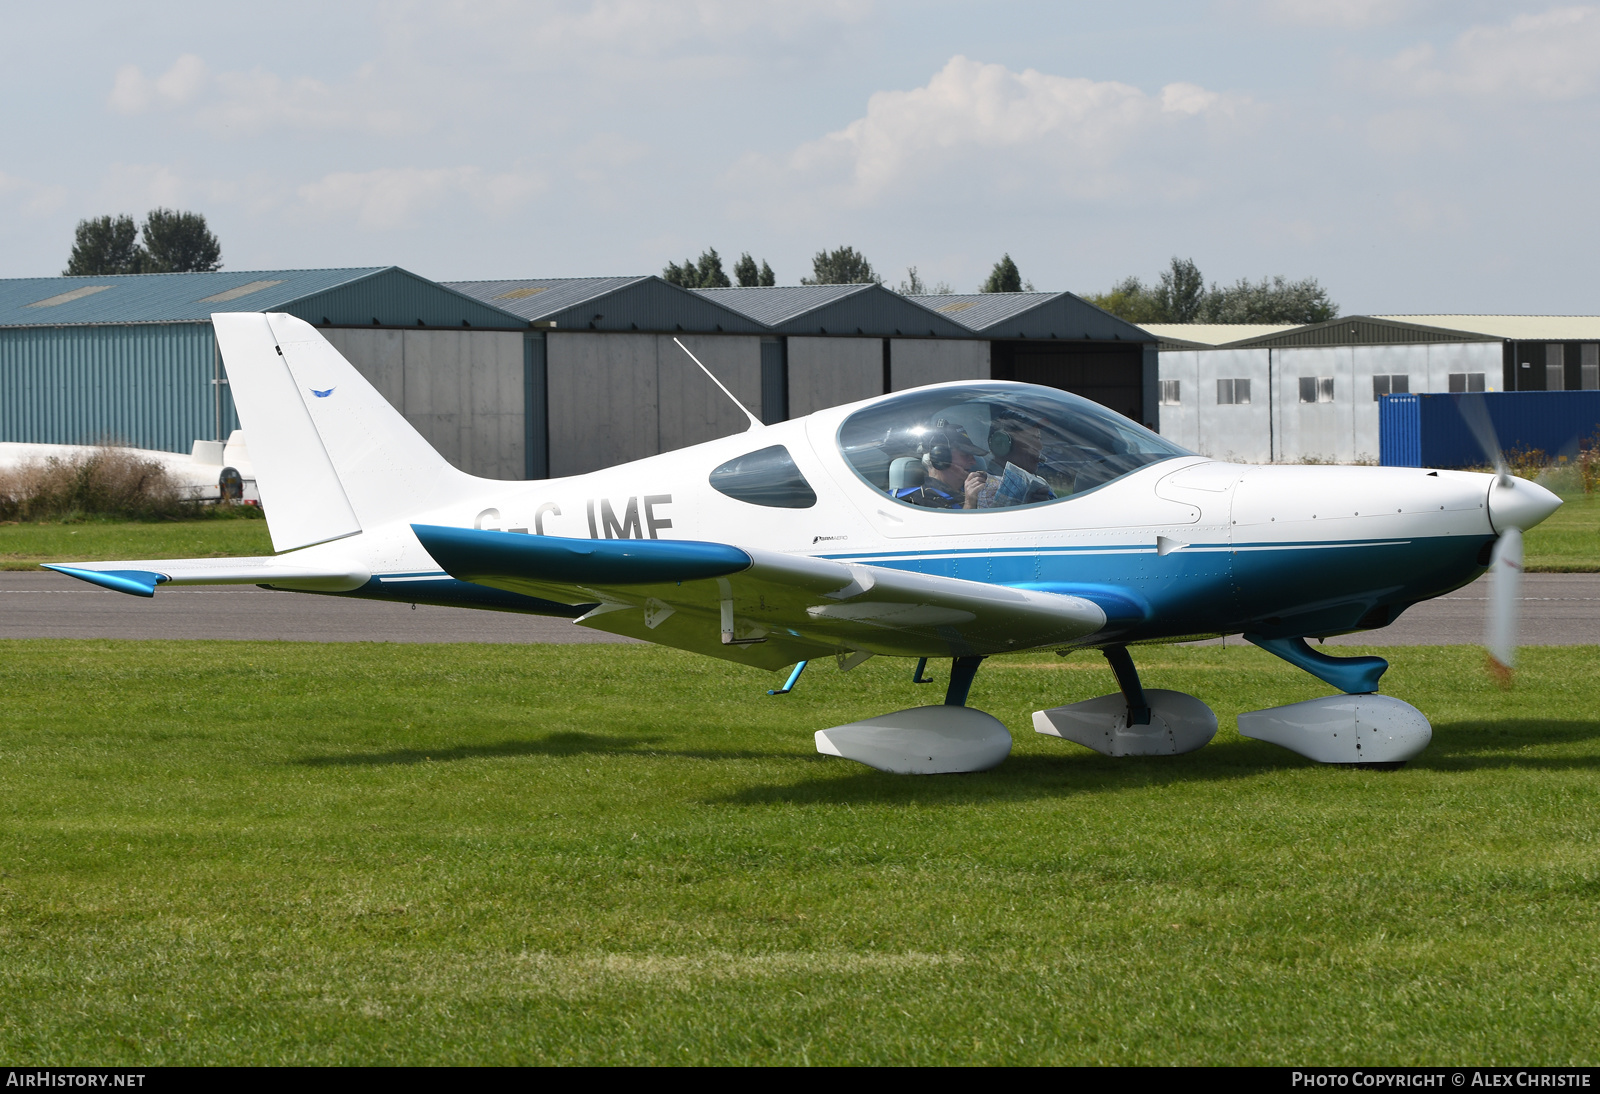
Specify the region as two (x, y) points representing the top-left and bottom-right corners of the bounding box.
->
(1458, 392), (1509, 485)
(1485, 525), (1522, 686)
(1464, 393), (1563, 686)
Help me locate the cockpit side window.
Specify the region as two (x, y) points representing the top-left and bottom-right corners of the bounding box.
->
(709, 445), (818, 509)
(838, 383), (1190, 512)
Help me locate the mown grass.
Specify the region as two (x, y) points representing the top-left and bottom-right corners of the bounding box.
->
(1525, 491), (1600, 572)
(0, 516), (272, 571)
(2, 640), (1597, 1065)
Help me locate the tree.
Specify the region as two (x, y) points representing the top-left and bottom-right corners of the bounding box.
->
(64, 209), (223, 276)
(801, 245), (880, 285)
(981, 254), (1023, 293)
(63, 215), (143, 275)
(1085, 276), (1166, 323)
(1155, 257), (1205, 322)
(896, 266), (952, 296)
(140, 208), (222, 273)
(1203, 275), (1337, 324)
(663, 247), (732, 289)
(733, 252), (776, 287)
(1086, 257), (1338, 324)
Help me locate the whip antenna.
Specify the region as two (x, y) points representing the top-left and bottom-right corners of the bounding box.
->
(674, 337), (762, 431)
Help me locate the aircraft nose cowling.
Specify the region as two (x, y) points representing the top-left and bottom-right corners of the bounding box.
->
(1488, 476), (1562, 533)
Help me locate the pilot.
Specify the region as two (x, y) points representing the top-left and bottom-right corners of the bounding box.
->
(896, 420), (991, 509)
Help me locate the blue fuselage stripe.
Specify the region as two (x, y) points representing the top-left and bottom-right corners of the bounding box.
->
(368, 535), (1492, 642)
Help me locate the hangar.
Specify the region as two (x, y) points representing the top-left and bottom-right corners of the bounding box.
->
(1, 268), (1155, 480)
(444, 277), (1155, 477)
(1144, 315), (1600, 463)
(0, 267), (533, 479)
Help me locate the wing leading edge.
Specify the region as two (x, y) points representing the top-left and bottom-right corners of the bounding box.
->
(412, 524), (1109, 670)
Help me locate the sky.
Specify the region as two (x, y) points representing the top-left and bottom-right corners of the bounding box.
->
(1, 0), (1597, 314)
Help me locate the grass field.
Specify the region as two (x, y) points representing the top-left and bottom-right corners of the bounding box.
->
(4, 492), (1594, 572)
(1524, 492), (1600, 571)
(0, 517), (273, 571)
(2, 640), (1597, 1065)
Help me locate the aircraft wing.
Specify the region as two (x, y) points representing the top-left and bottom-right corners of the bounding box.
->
(412, 525), (1109, 671)
(42, 556), (369, 597)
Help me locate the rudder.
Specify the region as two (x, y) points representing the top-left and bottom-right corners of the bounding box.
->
(213, 312), (475, 551)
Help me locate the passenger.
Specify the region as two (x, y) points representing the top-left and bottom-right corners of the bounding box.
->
(975, 409), (1055, 506)
(895, 420), (990, 509)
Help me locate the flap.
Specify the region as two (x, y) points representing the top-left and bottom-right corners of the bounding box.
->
(412, 525), (1108, 669)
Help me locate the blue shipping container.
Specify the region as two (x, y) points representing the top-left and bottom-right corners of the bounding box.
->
(1379, 391), (1600, 468)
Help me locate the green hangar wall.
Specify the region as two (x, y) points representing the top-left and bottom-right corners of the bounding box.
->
(0, 322), (221, 455)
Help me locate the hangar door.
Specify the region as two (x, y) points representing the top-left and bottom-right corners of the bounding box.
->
(990, 342), (1145, 425)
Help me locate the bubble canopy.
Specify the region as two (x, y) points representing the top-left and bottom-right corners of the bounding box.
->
(837, 383), (1191, 512)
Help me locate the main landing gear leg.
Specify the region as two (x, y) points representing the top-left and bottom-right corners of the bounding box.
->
(945, 656), (984, 707)
(1032, 645), (1217, 757)
(1102, 645), (1151, 726)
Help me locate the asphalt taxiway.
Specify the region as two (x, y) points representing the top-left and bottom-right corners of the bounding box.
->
(1, 571), (1595, 646)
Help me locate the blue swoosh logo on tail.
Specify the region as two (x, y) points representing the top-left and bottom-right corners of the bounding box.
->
(311, 387), (335, 398)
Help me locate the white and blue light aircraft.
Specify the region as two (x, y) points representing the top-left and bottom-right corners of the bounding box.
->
(47, 312), (1562, 773)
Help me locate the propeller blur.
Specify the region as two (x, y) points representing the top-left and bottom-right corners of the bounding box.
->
(46, 314), (1563, 773)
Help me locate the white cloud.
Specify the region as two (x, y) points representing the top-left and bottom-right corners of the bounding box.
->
(108, 54), (208, 114)
(197, 65), (412, 137)
(0, 170), (67, 215)
(444, 0), (869, 57)
(294, 166), (546, 229)
(95, 163), (187, 209)
(754, 56), (1250, 207)
(1253, 0), (1423, 28)
(1380, 6), (1600, 100)
(107, 54), (416, 136)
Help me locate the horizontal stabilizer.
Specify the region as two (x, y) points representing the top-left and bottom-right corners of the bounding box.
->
(43, 555), (370, 596)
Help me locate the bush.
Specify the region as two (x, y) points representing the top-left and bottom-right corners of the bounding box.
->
(0, 447), (189, 521)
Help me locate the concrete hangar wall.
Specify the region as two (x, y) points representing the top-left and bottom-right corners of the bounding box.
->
(0, 267), (1155, 481)
(446, 279), (1157, 478)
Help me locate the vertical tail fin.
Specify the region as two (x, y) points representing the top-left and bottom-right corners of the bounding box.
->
(213, 312), (474, 552)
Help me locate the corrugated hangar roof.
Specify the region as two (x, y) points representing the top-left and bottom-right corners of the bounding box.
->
(911, 292), (1056, 329)
(449, 276), (766, 334)
(1220, 316), (1496, 349)
(693, 285), (872, 327)
(697, 284), (972, 338)
(0, 267), (528, 330)
(909, 291), (1150, 342)
(1376, 315), (1600, 341)
(1140, 323), (1299, 348)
